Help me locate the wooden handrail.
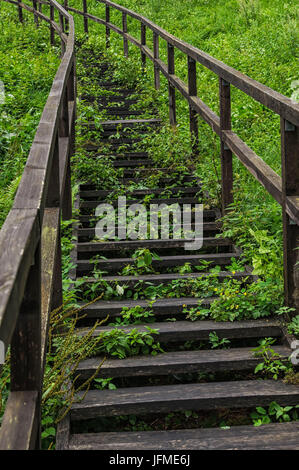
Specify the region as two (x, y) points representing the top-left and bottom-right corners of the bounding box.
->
(0, 0), (76, 449)
(66, 0), (298, 309)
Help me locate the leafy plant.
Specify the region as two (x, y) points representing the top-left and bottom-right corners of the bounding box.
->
(252, 338), (292, 380)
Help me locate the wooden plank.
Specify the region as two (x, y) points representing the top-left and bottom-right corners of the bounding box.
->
(77, 237), (232, 252)
(0, 209), (39, 347)
(78, 319), (283, 342)
(167, 43), (176, 126)
(76, 252), (239, 273)
(70, 380), (299, 420)
(219, 78), (233, 213)
(80, 186), (202, 199)
(79, 271), (250, 287)
(56, 415), (70, 450)
(77, 297), (215, 319)
(80, 196), (201, 208)
(281, 120), (299, 309)
(0, 391), (39, 450)
(69, 421), (299, 450)
(77, 346), (290, 380)
(41, 208), (61, 367)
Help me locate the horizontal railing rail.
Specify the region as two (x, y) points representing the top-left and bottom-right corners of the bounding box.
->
(0, 0), (75, 449)
(66, 0), (299, 309)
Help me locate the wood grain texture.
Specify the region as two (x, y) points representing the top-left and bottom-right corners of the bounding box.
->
(69, 421), (299, 450)
(71, 380), (299, 420)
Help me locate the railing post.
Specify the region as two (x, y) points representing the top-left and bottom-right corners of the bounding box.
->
(167, 43), (176, 127)
(153, 32), (160, 90)
(46, 133), (63, 307)
(64, 0), (69, 32)
(60, 85), (72, 221)
(59, 13), (66, 56)
(219, 77), (233, 214)
(106, 5), (110, 49)
(141, 23), (146, 69)
(281, 119), (299, 311)
(50, 3), (55, 46)
(10, 242), (42, 449)
(32, 0), (39, 27)
(188, 56), (199, 156)
(122, 12), (128, 57)
(17, 0), (23, 23)
(83, 0), (88, 34)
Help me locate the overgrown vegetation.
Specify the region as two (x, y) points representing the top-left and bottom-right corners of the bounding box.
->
(0, 0), (298, 450)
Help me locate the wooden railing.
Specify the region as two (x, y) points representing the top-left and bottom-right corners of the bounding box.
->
(0, 0), (75, 449)
(67, 0), (299, 311)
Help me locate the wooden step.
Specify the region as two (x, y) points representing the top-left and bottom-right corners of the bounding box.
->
(78, 209), (219, 225)
(76, 346), (289, 380)
(78, 271), (250, 287)
(80, 196), (201, 208)
(77, 319), (283, 342)
(68, 421), (299, 450)
(113, 159), (153, 168)
(98, 119), (160, 129)
(80, 186), (201, 199)
(77, 297), (215, 319)
(70, 380), (299, 420)
(76, 252), (238, 273)
(76, 237), (232, 253)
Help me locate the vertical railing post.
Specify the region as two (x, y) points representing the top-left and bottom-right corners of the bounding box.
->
(50, 3), (55, 46)
(153, 32), (160, 90)
(59, 13), (66, 56)
(219, 77), (233, 214)
(167, 43), (176, 127)
(64, 0), (69, 33)
(188, 56), (199, 156)
(60, 85), (72, 221)
(141, 23), (146, 69)
(83, 0), (88, 34)
(106, 5), (110, 49)
(46, 133), (64, 311)
(281, 119), (299, 311)
(122, 12), (128, 57)
(32, 0), (39, 27)
(10, 242), (42, 449)
(17, 0), (23, 23)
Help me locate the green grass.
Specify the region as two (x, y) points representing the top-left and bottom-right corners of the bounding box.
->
(0, 2), (60, 227)
(68, 0), (299, 288)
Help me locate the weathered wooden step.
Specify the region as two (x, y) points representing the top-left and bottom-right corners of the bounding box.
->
(79, 271), (250, 287)
(77, 297), (215, 319)
(77, 237), (232, 253)
(76, 252), (238, 273)
(68, 422), (299, 450)
(77, 346), (289, 380)
(98, 119), (160, 130)
(70, 380), (299, 420)
(80, 196), (201, 208)
(78, 319), (283, 341)
(113, 159), (153, 168)
(77, 222), (218, 240)
(78, 209), (218, 225)
(103, 109), (145, 117)
(80, 186), (201, 199)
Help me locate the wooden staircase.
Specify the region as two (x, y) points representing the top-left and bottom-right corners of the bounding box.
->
(57, 59), (299, 451)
